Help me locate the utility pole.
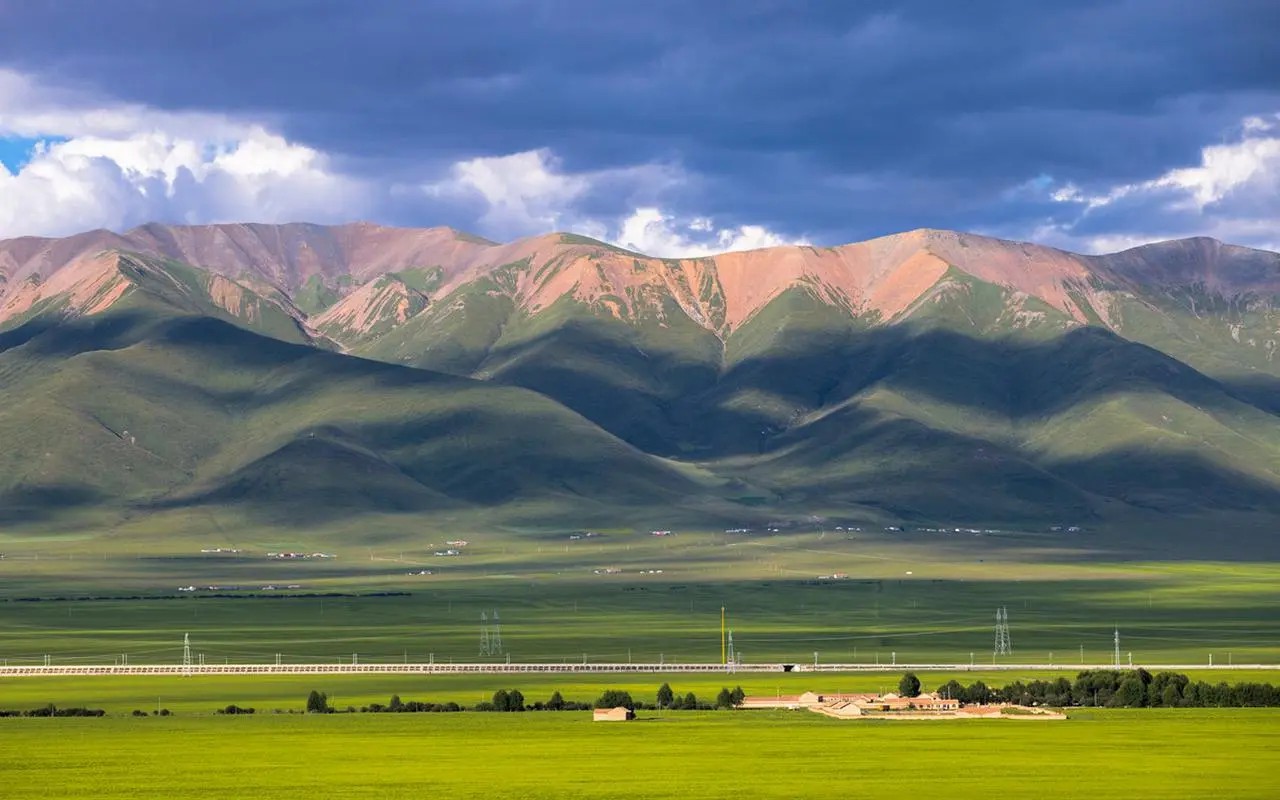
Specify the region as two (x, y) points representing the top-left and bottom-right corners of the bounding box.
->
(720, 607), (726, 665)
(182, 633), (191, 677)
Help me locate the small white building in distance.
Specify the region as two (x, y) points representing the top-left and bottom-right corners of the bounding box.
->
(592, 707), (635, 722)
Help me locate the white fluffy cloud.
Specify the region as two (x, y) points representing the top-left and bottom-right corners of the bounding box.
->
(613, 207), (802, 257)
(0, 70), (370, 238)
(423, 148), (591, 235)
(423, 148), (802, 256)
(0, 70), (803, 255)
(1017, 114), (1280, 253)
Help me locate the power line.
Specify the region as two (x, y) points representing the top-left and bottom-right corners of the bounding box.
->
(994, 607), (1012, 657)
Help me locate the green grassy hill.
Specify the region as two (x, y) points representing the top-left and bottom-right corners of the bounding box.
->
(0, 301), (719, 531)
(345, 265), (1280, 525)
(1, 230), (1278, 534)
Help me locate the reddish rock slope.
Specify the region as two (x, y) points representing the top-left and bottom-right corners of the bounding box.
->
(2, 223), (1276, 336)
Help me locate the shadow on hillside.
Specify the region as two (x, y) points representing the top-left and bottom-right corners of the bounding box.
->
(481, 316), (722, 454)
(0, 485), (105, 524)
(477, 319), (1279, 456)
(6, 306), (1280, 530)
(0, 311), (160, 358)
(148, 436), (462, 525)
(1049, 448), (1280, 513)
(2, 309), (472, 404)
(146, 406), (705, 524)
(1218, 374), (1280, 415)
(712, 324), (1278, 442)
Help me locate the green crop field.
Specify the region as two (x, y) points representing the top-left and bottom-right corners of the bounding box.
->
(2, 709), (1277, 799)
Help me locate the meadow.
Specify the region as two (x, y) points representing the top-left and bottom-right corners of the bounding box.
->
(3, 525), (1279, 667)
(1, 709), (1277, 799)
(3, 517), (1278, 800)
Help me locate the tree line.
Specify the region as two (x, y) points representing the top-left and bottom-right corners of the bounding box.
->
(928, 670), (1280, 708)
(299, 684), (749, 714)
(652, 683), (745, 710)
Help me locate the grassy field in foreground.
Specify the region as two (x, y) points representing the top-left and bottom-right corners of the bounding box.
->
(5, 670), (1280, 715)
(1, 709), (1276, 799)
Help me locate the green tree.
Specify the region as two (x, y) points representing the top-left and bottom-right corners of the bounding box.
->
(1073, 670), (1122, 707)
(1110, 676), (1146, 707)
(595, 689), (634, 709)
(547, 691), (565, 711)
(715, 688), (734, 709)
(509, 689), (526, 712)
(656, 682), (674, 709)
(966, 681), (991, 704)
(730, 686), (745, 706)
(388, 694), (404, 712)
(492, 689), (511, 712)
(683, 691), (698, 710)
(1150, 671), (1189, 707)
(898, 673), (922, 698)
(306, 690), (329, 714)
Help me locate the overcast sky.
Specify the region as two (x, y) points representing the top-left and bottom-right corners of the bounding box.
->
(0, 0), (1276, 256)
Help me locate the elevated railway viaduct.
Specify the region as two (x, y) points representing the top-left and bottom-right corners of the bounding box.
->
(1, 662), (1275, 677)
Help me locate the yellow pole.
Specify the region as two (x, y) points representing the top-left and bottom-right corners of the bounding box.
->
(721, 607), (726, 664)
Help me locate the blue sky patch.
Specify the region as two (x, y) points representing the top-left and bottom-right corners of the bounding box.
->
(0, 136), (66, 172)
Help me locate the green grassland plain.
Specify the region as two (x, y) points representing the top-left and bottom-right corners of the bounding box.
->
(2, 517), (1279, 799)
(2, 523), (1278, 667)
(1, 710), (1277, 800)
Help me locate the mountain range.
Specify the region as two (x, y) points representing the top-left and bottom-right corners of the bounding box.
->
(2, 222), (1278, 533)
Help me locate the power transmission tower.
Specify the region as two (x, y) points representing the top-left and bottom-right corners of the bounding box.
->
(993, 607), (1012, 657)
(479, 612), (491, 657)
(182, 633), (192, 676)
(490, 609), (502, 655)
(1114, 628), (1120, 667)
(727, 630), (736, 671)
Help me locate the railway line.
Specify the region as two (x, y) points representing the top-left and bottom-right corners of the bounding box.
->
(1, 662), (1275, 677)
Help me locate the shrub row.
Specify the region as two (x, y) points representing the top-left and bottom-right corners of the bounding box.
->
(214, 704), (255, 715)
(0, 704), (105, 717)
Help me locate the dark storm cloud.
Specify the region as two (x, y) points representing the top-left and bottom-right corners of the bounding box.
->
(0, 0), (1276, 248)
